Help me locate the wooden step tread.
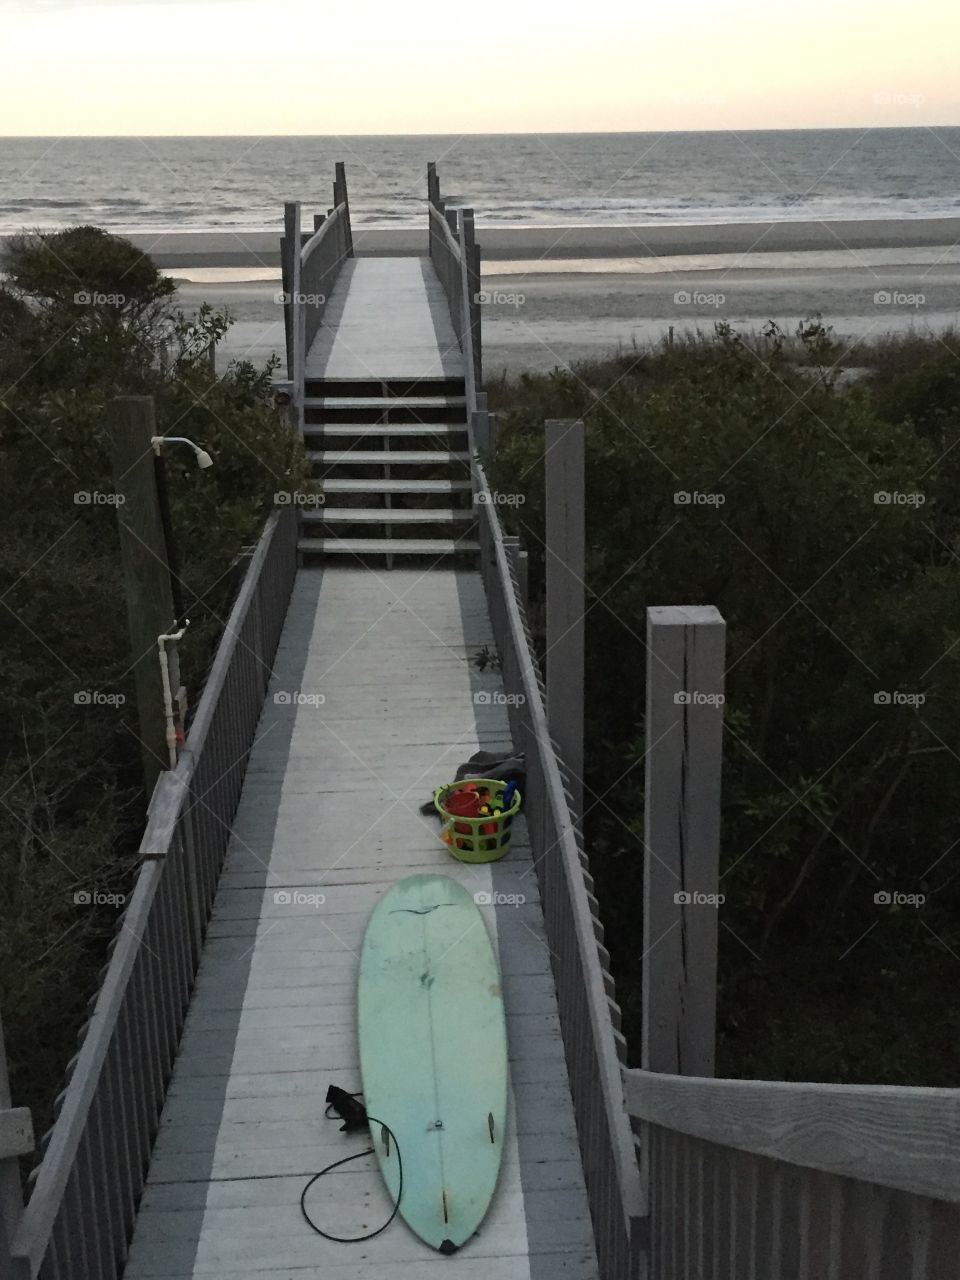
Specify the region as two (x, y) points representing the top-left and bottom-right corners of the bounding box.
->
(298, 537), (480, 555)
(322, 478), (472, 494)
(304, 507), (474, 524)
(303, 396), (467, 410)
(304, 423), (467, 438)
(311, 450), (470, 465)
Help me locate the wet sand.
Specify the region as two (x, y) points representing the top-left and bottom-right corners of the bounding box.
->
(179, 251), (960, 377)
(7, 216), (953, 269)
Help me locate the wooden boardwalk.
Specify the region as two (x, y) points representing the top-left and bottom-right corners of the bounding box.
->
(123, 569), (599, 1279)
(306, 258), (464, 381)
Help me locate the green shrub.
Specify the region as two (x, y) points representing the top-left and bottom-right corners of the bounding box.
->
(0, 227), (309, 1138)
(489, 326), (960, 1085)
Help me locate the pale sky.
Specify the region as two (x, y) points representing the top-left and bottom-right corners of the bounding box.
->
(1, 0), (958, 134)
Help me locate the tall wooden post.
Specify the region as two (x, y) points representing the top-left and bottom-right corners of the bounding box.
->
(108, 397), (178, 798)
(0, 1008), (32, 1277)
(642, 605), (725, 1077)
(545, 419), (585, 827)
(461, 208), (482, 385)
(334, 161), (353, 257)
(282, 202), (300, 381)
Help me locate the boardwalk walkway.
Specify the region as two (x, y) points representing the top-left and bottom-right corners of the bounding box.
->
(121, 236), (600, 1278)
(123, 569), (598, 1278)
(305, 259), (464, 381)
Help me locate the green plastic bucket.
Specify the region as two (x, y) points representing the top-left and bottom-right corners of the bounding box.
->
(434, 777), (522, 863)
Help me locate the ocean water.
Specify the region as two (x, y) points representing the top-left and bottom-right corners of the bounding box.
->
(1, 129), (960, 235)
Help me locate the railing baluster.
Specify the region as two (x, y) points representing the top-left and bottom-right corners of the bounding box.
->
(9, 511), (297, 1280)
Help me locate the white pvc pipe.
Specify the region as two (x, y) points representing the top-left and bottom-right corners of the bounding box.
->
(158, 624), (189, 769)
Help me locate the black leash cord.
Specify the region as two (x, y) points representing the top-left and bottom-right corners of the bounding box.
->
(300, 1116), (403, 1243)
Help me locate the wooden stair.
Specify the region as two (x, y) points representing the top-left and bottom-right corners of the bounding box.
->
(300, 376), (478, 565)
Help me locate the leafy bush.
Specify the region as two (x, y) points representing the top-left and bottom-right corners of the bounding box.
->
(488, 325), (960, 1085)
(0, 227), (309, 1138)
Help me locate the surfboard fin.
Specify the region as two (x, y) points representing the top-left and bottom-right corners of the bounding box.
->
(439, 1239), (458, 1255)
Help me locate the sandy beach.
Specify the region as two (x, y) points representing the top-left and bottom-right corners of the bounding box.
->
(155, 219), (960, 376)
(4, 216), (955, 374)
(27, 215), (960, 268)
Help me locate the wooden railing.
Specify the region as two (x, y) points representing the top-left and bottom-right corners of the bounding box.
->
(281, 161), (354, 419)
(462, 295), (643, 1277)
(626, 1069), (960, 1277)
(5, 508), (298, 1280)
(427, 161), (481, 386)
(461, 245), (960, 1272)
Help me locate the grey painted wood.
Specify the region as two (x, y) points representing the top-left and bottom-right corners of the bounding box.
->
(107, 396), (178, 796)
(473, 459), (644, 1279)
(298, 536), (480, 555)
(0, 1010), (29, 1278)
(641, 605), (725, 1079)
(625, 1070), (960, 1203)
(282, 202), (299, 382)
(545, 420), (586, 828)
(122, 568), (599, 1280)
(283, 201), (303, 423)
(334, 161), (353, 257)
(305, 259), (464, 380)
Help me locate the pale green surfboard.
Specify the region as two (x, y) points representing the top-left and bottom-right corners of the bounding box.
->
(358, 873), (508, 1254)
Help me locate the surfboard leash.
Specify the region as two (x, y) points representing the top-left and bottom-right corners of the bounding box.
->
(299, 1086), (404, 1243)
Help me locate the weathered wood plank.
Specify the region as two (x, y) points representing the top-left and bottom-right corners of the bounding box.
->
(625, 1070), (960, 1203)
(123, 568), (599, 1279)
(641, 604), (725, 1078)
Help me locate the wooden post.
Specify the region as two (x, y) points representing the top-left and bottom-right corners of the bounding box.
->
(545, 419), (585, 827)
(0, 1009), (32, 1279)
(313, 213), (325, 233)
(334, 161), (353, 257)
(282, 202), (300, 381)
(427, 160), (439, 206)
(471, 240), (483, 383)
(515, 546), (529, 611)
(503, 536), (529, 611)
(461, 209), (482, 385)
(108, 397), (178, 798)
(642, 605), (725, 1078)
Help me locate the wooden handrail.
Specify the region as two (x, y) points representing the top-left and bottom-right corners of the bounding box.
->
(625, 1067), (960, 1203)
(10, 509), (298, 1280)
(299, 201), (347, 268)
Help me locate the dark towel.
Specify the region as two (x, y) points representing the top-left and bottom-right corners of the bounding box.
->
(422, 750), (526, 813)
